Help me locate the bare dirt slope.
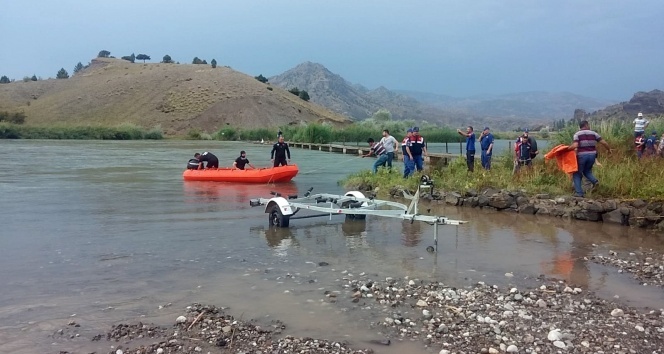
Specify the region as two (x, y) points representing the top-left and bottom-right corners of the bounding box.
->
(0, 58), (350, 134)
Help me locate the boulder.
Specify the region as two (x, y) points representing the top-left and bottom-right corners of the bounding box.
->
(518, 204), (537, 215)
(603, 199), (618, 211)
(516, 196), (529, 207)
(631, 199), (647, 208)
(445, 192), (462, 206)
(603, 209), (627, 225)
(579, 200), (604, 213)
(468, 197), (479, 208)
(488, 193), (514, 210)
(574, 209), (601, 222)
(535, 193), (551, 199)
(465, 189), (478, 197)
(478, 195), (490, 207)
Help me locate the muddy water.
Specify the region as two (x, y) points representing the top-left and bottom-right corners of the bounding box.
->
(0, 140), (662, 354)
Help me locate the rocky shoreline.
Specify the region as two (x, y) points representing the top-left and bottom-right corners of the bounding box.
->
(376, 186), (664, 230)
(50, 254), (664, 354)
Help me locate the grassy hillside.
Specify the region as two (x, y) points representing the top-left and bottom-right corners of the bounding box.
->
(0, 58), (350, 135)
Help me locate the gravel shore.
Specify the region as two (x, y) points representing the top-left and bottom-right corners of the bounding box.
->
(589, 248), (664, 288)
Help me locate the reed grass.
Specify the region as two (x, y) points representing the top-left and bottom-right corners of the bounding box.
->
(0, 123), (163, 140)
(343, 118), (664, 200)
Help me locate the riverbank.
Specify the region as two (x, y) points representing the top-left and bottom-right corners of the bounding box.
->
(0, 122), (163, 139)
(49, 275), (663, 354)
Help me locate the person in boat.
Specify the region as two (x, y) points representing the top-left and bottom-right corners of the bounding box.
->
(195, 151), (219, 169)
(233, 150), (255, 170)
(271, 135), (291, 167)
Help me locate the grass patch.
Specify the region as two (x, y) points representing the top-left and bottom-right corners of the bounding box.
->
(0, 123), (163, 140)
(342, 119), (664, 200)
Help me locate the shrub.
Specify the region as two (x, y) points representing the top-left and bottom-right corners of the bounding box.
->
(211, 59), (217, 68)
(0, 111), (26, 124)
(255, 74), (268, 83)
(299, 90), (310, 101)
(56, 68), (69, 79)
(73, 62), (84, 74)
(289, 87), (300, 96)
(97, 50), (111, 58)
(136, 54), (150, 63)
(162, 55), (173, 63)
(215, 127), (238, 141)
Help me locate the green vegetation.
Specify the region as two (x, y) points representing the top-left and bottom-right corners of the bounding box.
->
(97, 50), (111, 58)
(299, 90), (310, 101)
(289, 87), (300, 96)
(162, 54), (173, 63)
(56, 68), (69, 79)
(30, 75), (38, 81)
(342, 119), (664, 200)
(211, 59), (217, 68)
(136, 54), (150, 63)
(73, 62), (84, 74)
(122, 53), (136, 63)
(0, 111), (26, 124)
(0, 123), (163, 140)
(192, 57), (207, 65)
(255, 74), (268, 83)
(0, 75), (10, 84)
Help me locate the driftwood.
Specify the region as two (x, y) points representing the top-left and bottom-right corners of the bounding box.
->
(187, 310), (206, 331)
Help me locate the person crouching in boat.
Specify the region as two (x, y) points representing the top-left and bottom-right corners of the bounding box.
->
(195, 151), (219, 169)
(271, 135), (291, 167)
(233, 151), (255, 170)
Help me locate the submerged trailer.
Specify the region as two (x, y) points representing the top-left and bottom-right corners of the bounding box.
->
(249, 179), (467, 252)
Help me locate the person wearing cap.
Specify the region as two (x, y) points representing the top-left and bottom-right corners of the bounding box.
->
(633, 112), (649, 137)
(401, 128), (414, 177)
(479, 127), (494, 170)
(457, 126), (476, 172)
(233, 150), (255, 170)
(516, 129), (538, 161)
(644, 131), (658, 157)
(405, 126), (427, 175)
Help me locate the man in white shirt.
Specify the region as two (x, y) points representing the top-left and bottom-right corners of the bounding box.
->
(379, 129), (398, 169)
(633, 112), (649, 137)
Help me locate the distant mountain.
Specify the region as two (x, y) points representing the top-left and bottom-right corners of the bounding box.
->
(396, 90), (615, 120)
(269, 62), (615, 130)
(574, 89), (664, 121)
(268, 62), (447, 122)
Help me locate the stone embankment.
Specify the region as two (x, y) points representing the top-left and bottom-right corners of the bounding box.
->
(381, 186), (664, 230)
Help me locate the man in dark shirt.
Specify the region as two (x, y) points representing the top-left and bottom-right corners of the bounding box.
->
(233, 151), (255, 170)
(195, 151), (219, 169)
(271, 135), (291, 167)
(457, 126), (476, 172)
(405, 126), (427, 175)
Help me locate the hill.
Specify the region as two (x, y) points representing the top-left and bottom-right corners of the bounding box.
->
(268, 62), (447, 122)
(0, 58), (350, 134)
(573, 89), (664, 121)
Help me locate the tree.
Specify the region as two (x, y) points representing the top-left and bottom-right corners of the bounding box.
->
(211, 59), (217, 68)
(0, 76), (9, 84)
(162, 54), (173, 63)
(136, 54), (150, 63)
(298, 90), (310, 101)
(192, 57), (204, 64)
(202, 59), (208, 65)
(372, 109), (392, 122)
(97, 50), (111, 58)
(73, 62), (84, 74)
(22, 76), (31, 82)
(56, 68), (69, 79)
(255, 74), (268, 83)
(289, 87), (300, 96)
(121, 53), (136, 63)
(31, 75), (38, 81)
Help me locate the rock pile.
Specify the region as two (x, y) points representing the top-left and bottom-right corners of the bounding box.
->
(338, 276), (664, 353)
(589, 249), (664, 287)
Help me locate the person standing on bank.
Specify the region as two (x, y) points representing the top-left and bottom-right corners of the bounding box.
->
(522, 129), (538, 161)
(633, 112), (649, 137)
(363, 138), (389, 174)
(271, 135), (291, 167)
(401, 128), (414, 177)
(233, 150), (255, 170)
(479, 127), (494, 170)
(457, 126), (476, 172)
(567, 120), (611, 198)
(405, 127), (427, 175)
(379, 129), (398, 169)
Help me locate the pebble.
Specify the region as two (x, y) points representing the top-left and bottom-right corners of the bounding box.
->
(488, 348), (499, 354)
(547, 329), (562, 341)
(506, 345), (518, 352)
(611, 308), (624, 317)
(439, 350), (450, 354)
(553, 340), (566, 348)
(505, 272), (514, 277)
(116, 350), (123, 354)
(156, 349), (164, 354)
(635, 325), (645, 332)
(416, 300), (427, 307)
(176, 315), (187, 323)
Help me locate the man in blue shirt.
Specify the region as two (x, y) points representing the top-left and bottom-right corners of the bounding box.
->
(479, 126), (494, 170)
(457, 126), (476, 172)
(405, 126), (427, 176)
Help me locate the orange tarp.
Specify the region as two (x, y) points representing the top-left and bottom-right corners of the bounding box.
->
(544, 144), (578, 174)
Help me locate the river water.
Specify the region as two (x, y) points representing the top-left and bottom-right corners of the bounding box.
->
(0, 140), (662, 354)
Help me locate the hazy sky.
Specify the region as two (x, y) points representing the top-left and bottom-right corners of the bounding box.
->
(1, 0), (662, 100)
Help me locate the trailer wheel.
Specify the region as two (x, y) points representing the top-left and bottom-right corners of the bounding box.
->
(342, 201), (366, 220)
(269, 206), (290, 227)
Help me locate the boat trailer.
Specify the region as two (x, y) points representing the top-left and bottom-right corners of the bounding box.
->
(249, 178), (467, 252)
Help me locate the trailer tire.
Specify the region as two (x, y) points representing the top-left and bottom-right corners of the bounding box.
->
(342, 201), (366, 220)
(269, 206), (290, 228)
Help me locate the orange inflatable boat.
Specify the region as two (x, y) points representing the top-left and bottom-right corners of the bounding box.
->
(182, 165), (299, 183)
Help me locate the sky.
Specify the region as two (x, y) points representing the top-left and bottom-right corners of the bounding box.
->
(1, 0), (663, 100)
